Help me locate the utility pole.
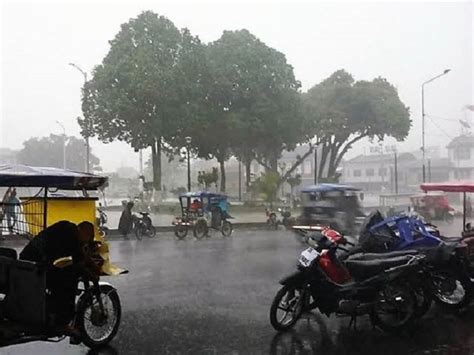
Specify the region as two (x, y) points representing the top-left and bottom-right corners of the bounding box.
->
(394, 151), (398, 194)
(69, 62), (90, 173)
(428, 159), (431, 183)
(313, 146), (318, 185)
(238, 160), (242, 201)
(139, 150), (143, 175)
(185, 136), (192, 191)
(56, 121), (66, 169)
(421, 69), (451, 182)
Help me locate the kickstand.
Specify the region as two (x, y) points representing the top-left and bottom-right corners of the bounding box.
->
(348, 315), (357, 330)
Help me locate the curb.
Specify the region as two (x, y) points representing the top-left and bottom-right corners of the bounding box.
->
(105, 222), (270, 238)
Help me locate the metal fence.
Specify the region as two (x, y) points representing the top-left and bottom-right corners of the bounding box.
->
(0, 197), (45, 239)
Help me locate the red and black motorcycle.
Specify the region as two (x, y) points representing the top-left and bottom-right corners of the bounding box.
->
(269, 227), (424, 333)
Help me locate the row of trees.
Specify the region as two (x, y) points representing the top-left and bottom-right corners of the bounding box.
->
(17, 134), (100, 172)
(80, 11), (411, 193)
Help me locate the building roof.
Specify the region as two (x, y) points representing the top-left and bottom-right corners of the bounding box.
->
(447, 134), (474, 148)
(345, 152), (416, 164)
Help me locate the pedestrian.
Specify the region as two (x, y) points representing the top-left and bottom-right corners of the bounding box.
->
(6, 188), (20, 234)
(118, 201), (134, 238)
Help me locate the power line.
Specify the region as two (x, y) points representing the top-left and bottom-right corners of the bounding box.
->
(425, 114), (460, 122)
(426, 115), (454, 139)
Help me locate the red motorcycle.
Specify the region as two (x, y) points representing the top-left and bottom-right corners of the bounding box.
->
(269, 226), (424, 333)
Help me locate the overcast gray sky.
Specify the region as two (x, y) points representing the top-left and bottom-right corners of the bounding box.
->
(1, 0), (473, 172)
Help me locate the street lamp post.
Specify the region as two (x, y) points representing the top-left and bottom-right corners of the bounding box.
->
(185, 136), (192, 191)
(56, 121), (66, 169)
(421, 69), (451, 182)
(69, 62), (90, 173)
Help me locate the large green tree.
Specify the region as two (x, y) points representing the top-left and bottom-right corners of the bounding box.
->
(80, 11), (206, 190)
(186, 30), (304, 192)
(303, 70), (411, 178)
(17, 134), (101, 172)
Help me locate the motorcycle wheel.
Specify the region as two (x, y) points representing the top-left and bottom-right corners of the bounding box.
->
(445, 213), (454, 225)
(270, 285), (304, 332)
(193, 220), (208, 240)
(146, 226), (157, 238)
(266, 214), (278, 230)
(175, 225), (188, 239)
(77, 288), (121, 349)
(98, 227), (108, 239)
(221, 221), (233, 237)
(370, 283), (417, 332)
(431, 270), (472, 310)
(134, 225), (143, 240)
(413, 285), (432, 319)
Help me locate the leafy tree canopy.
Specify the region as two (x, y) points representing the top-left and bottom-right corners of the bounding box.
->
(81, 11), (206, 189)
(303, 69), (411, 178)
(17, 134), (101, 172)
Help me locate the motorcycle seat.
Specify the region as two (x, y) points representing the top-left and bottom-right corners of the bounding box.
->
(344, 255), (413, 281)
(438, 235), (462, 243)
(347, 250), (418, 261)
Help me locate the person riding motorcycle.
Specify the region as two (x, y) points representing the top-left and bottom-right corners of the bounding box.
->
(19, 221), (100, 333)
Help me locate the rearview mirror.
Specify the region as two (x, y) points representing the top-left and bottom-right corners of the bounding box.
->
(53, 256), (73, 269)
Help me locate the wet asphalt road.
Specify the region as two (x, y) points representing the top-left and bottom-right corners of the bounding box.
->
(3, 226), (474, 355)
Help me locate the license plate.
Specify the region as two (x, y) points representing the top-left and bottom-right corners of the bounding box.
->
(299, 248), (320, 267)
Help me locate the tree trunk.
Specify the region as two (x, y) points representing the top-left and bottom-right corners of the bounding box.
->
(245, 160), (251, 191)
(218, 159), (226, 193)
(151, 138), (162, 191)
(318, 143), (329, 179)
(327, 143), (340, 178)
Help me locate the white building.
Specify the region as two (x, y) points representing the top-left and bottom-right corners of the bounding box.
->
(447, 134), (474, 180)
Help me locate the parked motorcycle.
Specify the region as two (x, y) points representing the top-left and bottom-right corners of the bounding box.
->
(270, 229), (423, 333)
(266, 207), (294, 230)
(97, 205), (109, 238)
(133, 212), (156, 240)
(266, 208), (278, 230)
(277, 207), (295, 230)
(354, 211), (473, 311)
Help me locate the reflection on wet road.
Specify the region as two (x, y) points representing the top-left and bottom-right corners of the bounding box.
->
(3, 226), (474, 354)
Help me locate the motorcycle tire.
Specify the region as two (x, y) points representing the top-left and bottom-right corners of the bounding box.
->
(174, 225), (188, 239)
(193, 220), (208, 240)
(76, 287), (121, 349)
(269, 214), (278, 230)
(99, 227), (108, 239)
(147, 226), (157, 238)
(270, 285), (304, 332)
(431, 269), (472, 310)
(370, 283), (417, 333)
(134, 226), (143, 240)
(221, 221), (233, 237)
(413, 285), (432, 319)
(445, 213), (454, 225)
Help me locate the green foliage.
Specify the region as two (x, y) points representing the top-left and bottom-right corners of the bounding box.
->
(286, 174), (302, 188)
(197, 167), (218, 190)
(303, 69), (411, 178)
(251, 172), (280, 204)
(81, 11), (207, 189)
(184, 29), (303, 192)
(17, 134), (101, 172)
